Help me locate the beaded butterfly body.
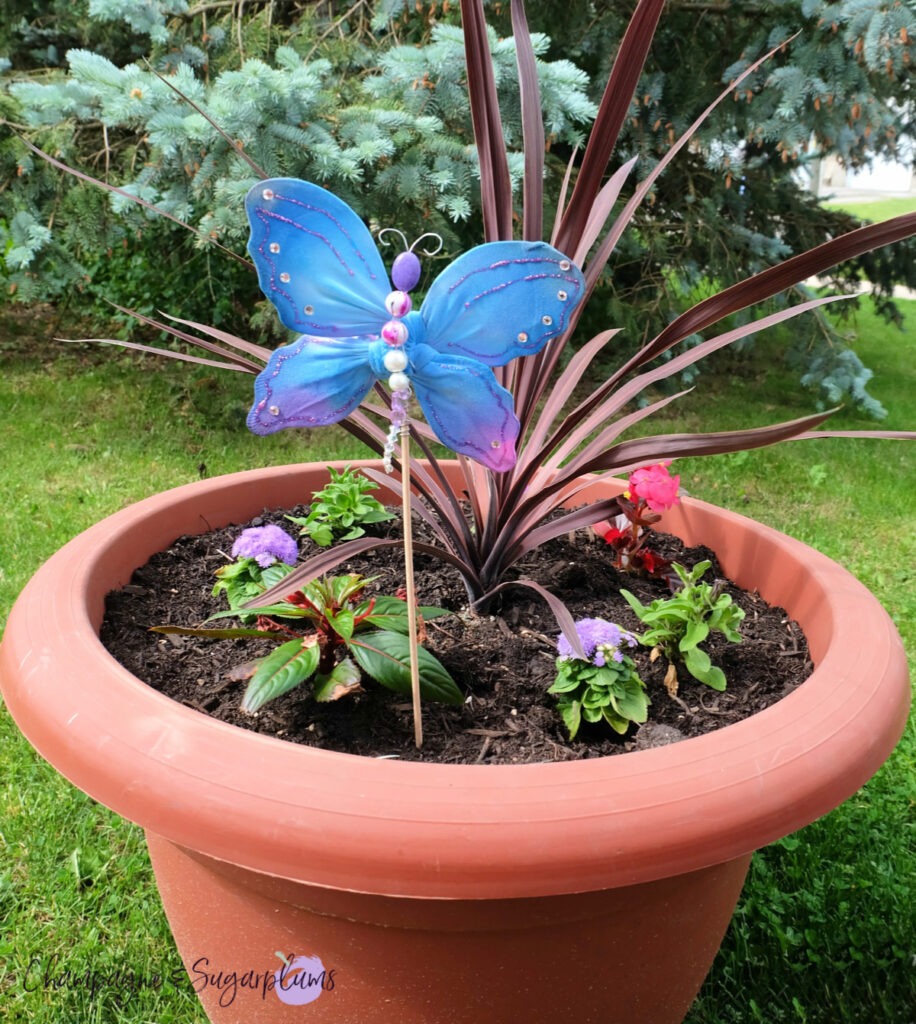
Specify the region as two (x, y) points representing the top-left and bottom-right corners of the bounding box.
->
(245, 178), (585, 472)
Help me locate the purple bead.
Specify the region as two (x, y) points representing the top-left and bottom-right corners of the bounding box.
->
(391, 251), (422, 292)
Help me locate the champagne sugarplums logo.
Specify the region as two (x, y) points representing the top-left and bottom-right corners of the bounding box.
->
(273, 952), (336, 1006)
(185, 952), (337, 1008)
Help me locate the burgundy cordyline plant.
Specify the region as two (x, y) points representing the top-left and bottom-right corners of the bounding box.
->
(55, 0), (915, 635)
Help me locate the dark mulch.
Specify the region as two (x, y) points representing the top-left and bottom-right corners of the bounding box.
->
(100, 506), (811, 765)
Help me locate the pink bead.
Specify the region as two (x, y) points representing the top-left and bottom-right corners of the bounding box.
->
(385, 290), (412, 318)
(382, 320), (408, 346)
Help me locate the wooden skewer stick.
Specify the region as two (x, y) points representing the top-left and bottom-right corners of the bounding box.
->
(400, 423), (423, 748)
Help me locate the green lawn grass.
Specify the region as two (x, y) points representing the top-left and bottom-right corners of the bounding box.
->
(821, 195), (916, 222)
(1, 302), (913, 1022)
(666, 304), (916, 1024)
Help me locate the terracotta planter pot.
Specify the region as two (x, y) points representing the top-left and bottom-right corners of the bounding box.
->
(1, 462), (909, 1024)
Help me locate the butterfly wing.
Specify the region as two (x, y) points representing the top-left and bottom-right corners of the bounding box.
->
(245, 178), (390, 337)
(420, 240), (585, 366)
(247, 334), (376, 435)
(409, 344), (520, 473)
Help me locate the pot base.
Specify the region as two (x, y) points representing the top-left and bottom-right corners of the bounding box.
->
(147, 832), (751, 1024)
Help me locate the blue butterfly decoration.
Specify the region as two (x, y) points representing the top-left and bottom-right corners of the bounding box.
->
(245, 178), (586, 472)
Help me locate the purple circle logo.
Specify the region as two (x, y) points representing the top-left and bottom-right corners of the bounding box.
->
(273, 954), (333, 1006)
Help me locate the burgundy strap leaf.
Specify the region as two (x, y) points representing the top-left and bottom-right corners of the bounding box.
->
(17, 136), (251, 269)
(572, 413), (839, 478)
(534, 294), (854, 480)
(511, 0), (544, 242)
(479, 577), (586, 659)
(148, 65), (268, 181)
(517, 329), (622, 467)
(580, 35), (801, 299)
(500, 497), (626, 570)
(460, 0), (514, 241)
(360, 464), (476, 561)
(572, 156), (639, 267)
(62, 303), (268, 372)
(640, 213), (916, 367)
(61, 336), (255, 373)
(248, 538), (405, 608)
(158, 313), (274, 362)
(554, 0), (666, 251)
(549, 148), (578, 247)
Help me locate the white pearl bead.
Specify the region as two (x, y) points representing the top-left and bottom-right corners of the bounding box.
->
(388, 371), (410, 392)
(383, 349), (408, 372)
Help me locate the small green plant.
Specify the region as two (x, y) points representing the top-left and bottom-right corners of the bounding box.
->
(212, 524), (298, 613)
(154, 573), (462, 714)
(621, 561), (745, 694)
(548, 619), (650, 738)
(287, 466), (394, 547)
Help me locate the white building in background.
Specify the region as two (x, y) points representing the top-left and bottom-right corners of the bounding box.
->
(813, 152), (916, 197)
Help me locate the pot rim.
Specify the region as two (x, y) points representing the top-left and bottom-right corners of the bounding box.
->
(0, 462), (909, 899)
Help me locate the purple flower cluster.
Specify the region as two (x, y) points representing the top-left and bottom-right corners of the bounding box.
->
(231, 524), (298, 568)
(557, 618), (637, 666)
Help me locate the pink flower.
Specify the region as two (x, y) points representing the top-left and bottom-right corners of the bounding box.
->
(628, 463), (680, 513)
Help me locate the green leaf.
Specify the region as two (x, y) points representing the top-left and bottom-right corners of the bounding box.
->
(547, 663), (584, 694)
(261, 562), (295, 589)
(313, 657), (362, 702)
(582, 686), (611, 711)
(213, 560), (249, 582)
(719, 621), (744, 644)
(710, 600), (745, 642)
(601, 706), (631, 734)
(593, 664), (626, 688)
(339, 526), (367, 542)
(638, 627), (669, 648)
(676, 560), (710, 585)
(649, 604), (692, 623)
(349, 631), (463, 705)
(207, 603), (312, 621)
(329, 575), (370, 604)
(358, 595), (404, 616)
(418, 605), (451, 620)
(328, 608), (355, 642)
(683, 647), (727, 691)
(680, 619), (710, 652)
(360, 613), (407, 632)
(355, 508), (393, 524)
(308, 523), (334, 547)
(359, 597), (451, 634)
(150, 625), (286, 640)
(608, 678), (651, 722)
(619, 589), (646, 616)
(557, 699), (582, 739)
(241, 638), (320, 713)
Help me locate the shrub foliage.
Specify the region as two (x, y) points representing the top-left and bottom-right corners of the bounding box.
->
(1, 0), (914, 410)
